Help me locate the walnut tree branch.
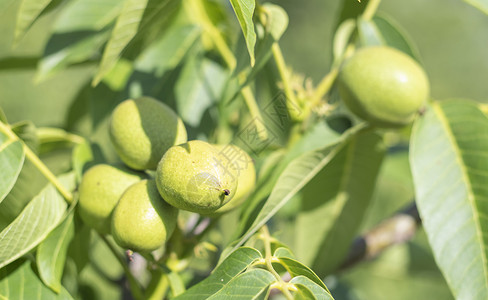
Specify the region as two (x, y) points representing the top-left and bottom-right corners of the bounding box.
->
(339, 201), (421, 271)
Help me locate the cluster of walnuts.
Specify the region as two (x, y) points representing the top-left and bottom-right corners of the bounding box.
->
(77, 45), (429, 254)
(78, 97), (255, 253)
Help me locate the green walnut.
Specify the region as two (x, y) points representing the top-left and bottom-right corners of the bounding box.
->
(111, 179), (178, 252)
(337, 46), (430, 127)
(78, 164), (144, 235)
(206, 144), (255, 216)
(109, 97), (188, 170)
(155, 140), (237, 213)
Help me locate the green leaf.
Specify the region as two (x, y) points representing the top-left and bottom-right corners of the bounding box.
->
(332, 19), (356, 65)
(168, 271), (186, 297)
(66, 219), (91, 274)
(0, 132), (25, 204)
(464, 0), (488, 15)
(127, 0), (181, 50)
(174, 247), (262, 299)
(13, 0), (53, 46)
(53, 0), (123, 32)
(228, 3), (288, 101)
(236, 121), (341, 240)
(36, 0), (123, 80)
(334, 0), (365, 30)
(36, 211), (75, 293)
(273, 247), (295, 259)
(295, 131), (385, 276)
(135, 23), (200, 76)
(207, 269), (274, 299)
(410, 100), (488, 299)
(10, 121), (38, 152)
(37, 30), (110, 82)
(175, 56), (227, 127)
(292, 284), (316, 300)
(290, 276), (335, 300)
(229, 0), (256, 66)
(71, 140), (103, 183)
(0, 155), (51, 231)
(233, 125), (366, 251)
(36, 127), (84, 154)
(0, 259), (73, 300)
(277, 257), (330, 293)
(93, 0), (149, 85)
(357, 14), (420, 61)
(261, 3), (288, 41)
(0, 173), (75, 269)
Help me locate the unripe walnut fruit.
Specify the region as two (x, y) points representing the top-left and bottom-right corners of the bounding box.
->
(155, 140), (237, 213)
(109, 97), (187, 170)
(205, 144), (256, 216)
(111, 180), (178, 253)
(337, 46), (430, 127)
(78, 164), (144, 234)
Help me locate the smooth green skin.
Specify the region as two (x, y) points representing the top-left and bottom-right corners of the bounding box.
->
(111, 180), (178, 253)
(156, 140), (238, 213)
(109, 97), (187, 170)
(78, 164), (144, 234)
(338, 46), (430, 128)
(205, 144), (256, 216)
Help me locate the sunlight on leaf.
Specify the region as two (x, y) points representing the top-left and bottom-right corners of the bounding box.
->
(410, 100), (488, 299)
(290, 276), (334, 300)
(14, 0), (52, 46)
(464, 0), (488, 15)
(0, 131), (25, 204)
(229, 0), (256, 66)
(0, 173), (75, 269)
(207, 269), (275, 299)
(174, 247), (262, 299)
(93, 0), (149, 85)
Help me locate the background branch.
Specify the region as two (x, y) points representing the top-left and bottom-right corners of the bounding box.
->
(339, 202), (421, 271)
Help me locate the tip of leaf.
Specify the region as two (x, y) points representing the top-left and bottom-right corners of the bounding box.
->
(91, 76), (101, 87)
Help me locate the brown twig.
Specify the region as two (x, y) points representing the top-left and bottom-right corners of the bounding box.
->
(339, 202), (421, 271)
